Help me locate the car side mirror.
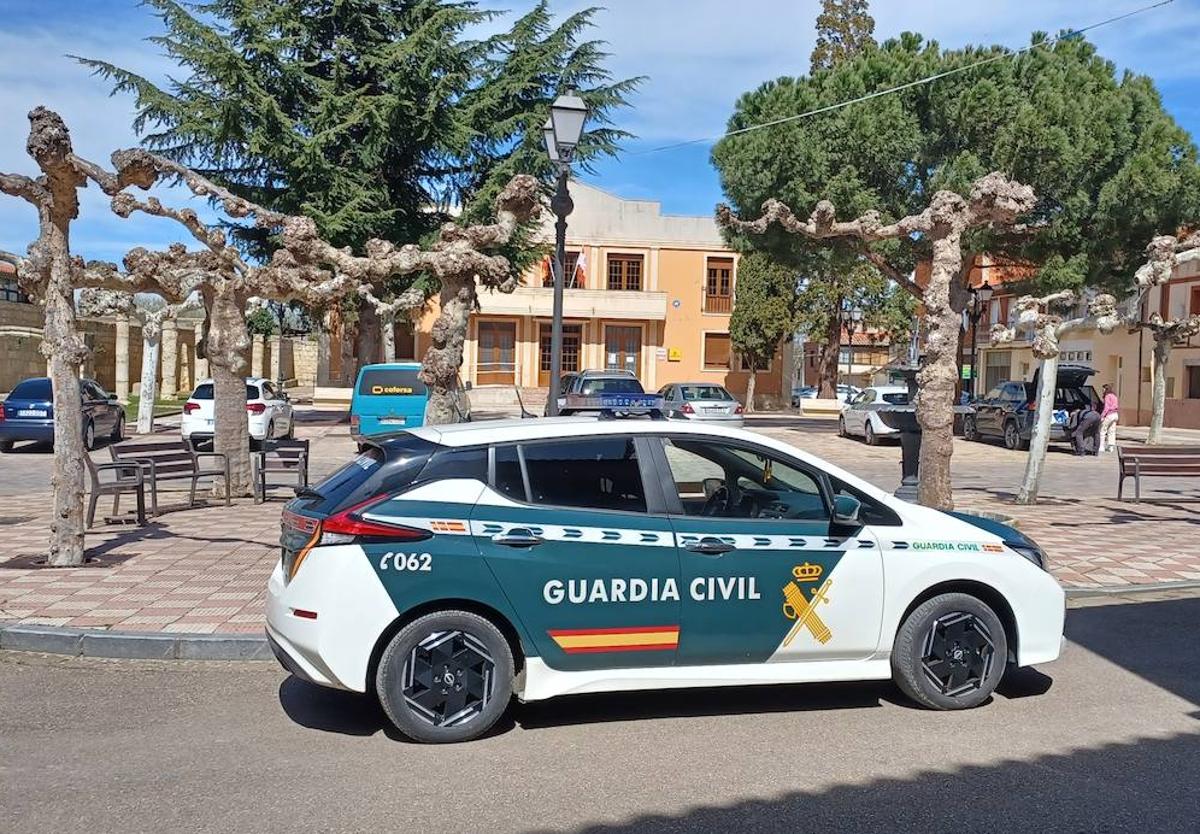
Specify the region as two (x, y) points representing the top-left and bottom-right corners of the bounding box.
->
(107, 393), (118, 401)
(832, 494), (862, 525)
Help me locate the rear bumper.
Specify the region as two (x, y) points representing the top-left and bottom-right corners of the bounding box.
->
(676, 414), (744, 426)
(0, 421), (54, 443)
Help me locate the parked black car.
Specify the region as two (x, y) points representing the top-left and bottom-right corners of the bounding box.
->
(0, 376), (125, 453)
(963, 364), (1098, 450)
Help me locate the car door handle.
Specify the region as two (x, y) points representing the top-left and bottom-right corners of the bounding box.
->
(684, 537), (736, 556)
(491, 528), (543, 548)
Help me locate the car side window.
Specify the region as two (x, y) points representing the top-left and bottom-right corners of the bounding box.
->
(493, 445), (526, 501)
(1004, 383), (1025, 401)
(496, 437), (647, 513)
(661, 438), (827, 521)
(858, 390), (877, 405)
(984, 386), (1003, 400)
(262, 382), (278, 400)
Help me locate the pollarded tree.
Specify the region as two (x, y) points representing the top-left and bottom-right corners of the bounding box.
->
(729, 253), (798, 412)
(719, 172), (1037, 509)
(1131, 232), (1200, 444)
(991, 290), (1119, 503)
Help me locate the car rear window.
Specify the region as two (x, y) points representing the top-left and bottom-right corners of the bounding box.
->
(190, 383), (260, 400)
(680, 385), (732, 401)
(11, 379), (52, 399)
(358, 368), (428, 397)
(880, 392), (909, 405)
(579, 377), (644, 396)
(296, 435), (436, 514)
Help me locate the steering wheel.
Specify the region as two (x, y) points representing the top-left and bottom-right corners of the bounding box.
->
(700, 485), (730, 517)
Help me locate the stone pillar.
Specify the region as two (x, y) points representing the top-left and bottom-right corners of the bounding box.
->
(251, 334), (265, 378)
(160, 321), (178, 399)
(269, 334), (282, 385)
(193, 321), (208, 381)
(114, 316), (131, 401)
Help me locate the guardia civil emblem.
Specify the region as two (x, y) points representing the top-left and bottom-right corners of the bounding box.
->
(781, 562), (833, 646)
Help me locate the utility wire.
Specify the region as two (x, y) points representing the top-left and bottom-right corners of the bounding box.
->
(633, 0), (1175, 156)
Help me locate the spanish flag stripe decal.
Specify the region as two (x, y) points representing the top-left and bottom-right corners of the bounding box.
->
(548, 626), (680, 654)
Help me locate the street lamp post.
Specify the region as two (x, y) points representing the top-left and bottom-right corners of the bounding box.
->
(839, 306), (864, 388)
(542, 93), (588, 417)
(968, 280), (993, 398)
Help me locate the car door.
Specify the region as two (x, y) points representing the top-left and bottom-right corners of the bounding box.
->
(473, 435), (682, 672)
(847, 389), (874, 435)
(974, 385), (1003, 437)
(649, 435), (884, 666)
(80, 381), (110, 435)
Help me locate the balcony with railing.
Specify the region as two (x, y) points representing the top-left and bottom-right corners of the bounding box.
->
(703, 293), (732, 314)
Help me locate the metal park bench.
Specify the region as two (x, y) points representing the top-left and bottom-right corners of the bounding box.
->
(252, 439), (310, 503)
(109, 439), (231, 515)
(85, 454), (147, 528)
(1117, 445), (1200, 502)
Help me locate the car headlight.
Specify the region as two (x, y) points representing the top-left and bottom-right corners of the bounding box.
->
(1006, 539), (1048, 571)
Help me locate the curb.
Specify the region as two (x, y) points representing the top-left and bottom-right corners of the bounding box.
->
(1064, 579), (1200, 598)
(0, 623), (271, 661)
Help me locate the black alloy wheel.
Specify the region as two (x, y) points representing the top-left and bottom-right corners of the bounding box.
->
(1003, 421), (1021, 450)
(402, 629), (496, 729)
(919, 612), (996, 698)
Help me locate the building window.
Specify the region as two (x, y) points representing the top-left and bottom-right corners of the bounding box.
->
(704, 257), (733, 313)
(607, 254), (643, 291)
(703, 332), (732, 370)
(543, 251), (583, 289)
(1, 278), (29, 304)
(1190, 286), (1200, 316)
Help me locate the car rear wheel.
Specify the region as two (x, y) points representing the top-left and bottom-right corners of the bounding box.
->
(0, 440), (12, 453)
(963, 415), (979, 442)
(83, 420), (96, 452)
(376, 610), (514, 744)
(1003, 421), (1026, 451)
(111, 413), (125, 441)
(837, 416), (847, 437)
(863, 420), (878, 446)
(891, 592), (1007, 711)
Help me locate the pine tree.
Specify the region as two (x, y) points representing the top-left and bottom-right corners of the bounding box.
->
(810, 0), (876, 73)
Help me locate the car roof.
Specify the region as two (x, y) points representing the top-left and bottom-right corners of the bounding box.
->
(410, 417), (744, 448)
(358, 362), (422, 371)
(192, 377), (269, 386)
(578, 368), (636, 378)
(865, 385), (907, 393)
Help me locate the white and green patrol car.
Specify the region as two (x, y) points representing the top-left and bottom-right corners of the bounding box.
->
(267, 416), (1064, 743)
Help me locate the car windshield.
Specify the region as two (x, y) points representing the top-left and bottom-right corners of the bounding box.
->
(580, 378), (644, 395)
(190, 383), (261, 400)
(358, 368), (427, 397)
(680, 385), (732, 401)
(10, 379), (51, 400)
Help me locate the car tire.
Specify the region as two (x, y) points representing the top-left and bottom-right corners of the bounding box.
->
(963, 415), (979, 442)
(892, 592), (1008, 711)
(376, 610), (514, 744)
(111, 413), (125, 441)
(0, 440), (12, 453)
(864, 420), (878, 446)
(1003, 421), (1023, 451)
(837, 416), (847, 437)
(83, 420), (96, 452)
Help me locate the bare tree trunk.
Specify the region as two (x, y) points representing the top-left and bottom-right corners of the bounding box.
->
(356, 299), (380, 371)
(44, 267), (87, 566)
(817, 312), (841, 397)
(421, 274), (474, 424)
(1148, 337), (1170, 445)
(745, 369), (757, 414)
(380, 307), (397, 363)
(205, 290), (252, 496)
(916, 235), (961, 510)
(136, 333), (159, 434)
(1017, 349), (1058, 504)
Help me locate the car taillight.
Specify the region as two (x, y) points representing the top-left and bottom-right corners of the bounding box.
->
(322, 500), (431, 541)
(246, 402), (266, 414)
(183, 401), (200, 414)
(1027, 402), (1036, 412)
(681, 403), (695, 414)
(735, 404), (744, 414)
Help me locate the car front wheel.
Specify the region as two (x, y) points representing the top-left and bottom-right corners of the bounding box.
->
(863, 420), (878, 446)
(837, 416), (847, 437)
(83, 420), (96, 452)
(891, 592), (1007, 711)
(963, 415), (979, 442)
(376, 610), (514, 744)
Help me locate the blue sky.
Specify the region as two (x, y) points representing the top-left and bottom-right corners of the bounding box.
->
(2, 0), (1199, 261)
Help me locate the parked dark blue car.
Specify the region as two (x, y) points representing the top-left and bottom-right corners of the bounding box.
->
(0, 377), (125, 452)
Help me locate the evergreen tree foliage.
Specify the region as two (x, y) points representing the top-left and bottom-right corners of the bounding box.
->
(729, 252), (798, 371)
(811, 0), (876, 73)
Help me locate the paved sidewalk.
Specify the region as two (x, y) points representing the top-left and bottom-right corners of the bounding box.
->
(2, 419), (1199, 635)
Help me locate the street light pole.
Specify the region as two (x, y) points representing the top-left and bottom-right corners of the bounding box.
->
(968, 280), (993, 398)
(542, 93), (588, 417)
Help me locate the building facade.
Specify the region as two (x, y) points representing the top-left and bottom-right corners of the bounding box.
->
(410, 182), (787, 405)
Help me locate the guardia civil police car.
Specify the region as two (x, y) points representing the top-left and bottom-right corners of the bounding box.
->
(267, 404), (1064, 743)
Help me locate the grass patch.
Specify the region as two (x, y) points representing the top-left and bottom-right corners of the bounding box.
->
(124, 394), (185, 421)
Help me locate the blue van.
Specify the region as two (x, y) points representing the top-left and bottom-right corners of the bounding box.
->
(349, 363), (429, 441)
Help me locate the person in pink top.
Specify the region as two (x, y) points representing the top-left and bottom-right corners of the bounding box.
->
(1099, 383), (1120, 453)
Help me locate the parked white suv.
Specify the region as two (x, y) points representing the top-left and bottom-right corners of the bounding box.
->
(182, 377), (294, 449)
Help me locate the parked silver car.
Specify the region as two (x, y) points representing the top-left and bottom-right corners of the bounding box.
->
(839, 385), (909, 445)
(657, 383), (744, 425)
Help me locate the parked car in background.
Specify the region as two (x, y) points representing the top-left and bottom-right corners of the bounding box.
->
(0, 376), (124, 453)
(657, 382), (744, 425)
(543, 372), (579, 416)
(792, 384), (860, 407)
(964, 364), (1098, 450)
(182, 377), (294, 450)
(839, 385), (910, 445)
(558, 369), (646, 415)
(349, 362), (432, 444)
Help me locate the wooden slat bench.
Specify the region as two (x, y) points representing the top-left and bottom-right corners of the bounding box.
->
(109, 439), (231, 515)
(1117, 445), (1200, 502)
(252, 439), (310, 503)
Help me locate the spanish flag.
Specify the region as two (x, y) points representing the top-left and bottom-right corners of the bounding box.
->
(548, 625), (680, 654)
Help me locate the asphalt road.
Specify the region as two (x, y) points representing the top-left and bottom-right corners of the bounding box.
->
(2, 594), (1199, 834)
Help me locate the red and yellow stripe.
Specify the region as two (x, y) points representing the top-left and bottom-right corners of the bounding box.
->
(548, 625), (680, 654)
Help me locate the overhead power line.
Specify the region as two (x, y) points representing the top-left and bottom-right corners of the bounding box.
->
(634, 0), (1175, 156)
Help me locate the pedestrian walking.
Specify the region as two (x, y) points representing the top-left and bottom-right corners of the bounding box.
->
(1099, 383), (1120, 453)
(1072, 399), (1101, 456)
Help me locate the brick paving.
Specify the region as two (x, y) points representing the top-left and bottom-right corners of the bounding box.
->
(1, 414), (1199, 634)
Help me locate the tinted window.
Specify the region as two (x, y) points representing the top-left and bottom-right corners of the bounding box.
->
(830, 477), (902, 526)
(1003, 383), (1026, 400)
(523, 437), (646, 513)
(190, 383), (259, 400)
(420, 446), (488, 484)
(984, 386), (1003, 400)
(493, 445), (527, 501)
(82, 381), (105, 400)
(358, 368), (428, 397)
(298, 435), (435, 514)
(579, 377), (644, 396)
(680, 385), (732, 401)
(880, 392), (909, 405)
(10, 379), (51, 400)
(261, 382), (277, 400)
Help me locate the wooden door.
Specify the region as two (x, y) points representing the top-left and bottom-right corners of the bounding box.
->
(538, 323), (582, 387)
(476, 321), (517, 385)
(605, 325), (642, 376)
